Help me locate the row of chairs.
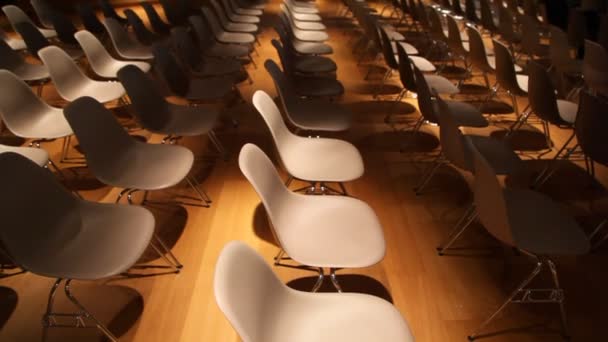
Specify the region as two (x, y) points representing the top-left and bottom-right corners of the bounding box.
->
(346, 0), (608, 340)
(0, 0), (268, 340)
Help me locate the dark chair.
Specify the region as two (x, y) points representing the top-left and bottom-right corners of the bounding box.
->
(77, 3), (106, 36)
(124, 9), (162, 46)
(99, 0), (127, 25)
(141, 2), (172, 35)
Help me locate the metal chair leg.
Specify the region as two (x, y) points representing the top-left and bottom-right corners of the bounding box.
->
(468, 259), (544, 340)
(437, 204), (478, 255)
(414, 154), (445, 195)
(311, 268), (325, 292)
(329, 268), (343, 292)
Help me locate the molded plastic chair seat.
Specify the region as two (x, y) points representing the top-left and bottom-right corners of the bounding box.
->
(103, 18), (154, 60)
(194, 58), (243, 76)
(75, 30), (151, 79)
(253, 91), (362, 182)
(0, 40), (48, 81)
(486, 56), (523, 72)
(424, 74), (459, 94)
(1, 28), (26, 50)
(273, 194), (385, 268)
(515, 74), (529, 93)
(285, 99), (351, 131)
(502, 189), (589, 255)
(293, 76), (345, 97)
(392, 41), (418, 55)
(206, 43), (252, 58)
(202, 7), (256, 44)
(214, 241), (414, 341)
(189, 15), (253, 59)
(289, 10), (321, 22)
(280, 137), (363, 182)
(0, 70), (72, 139)
(467, 135), (521, 174)
(2, 5), (56, 38)
(434, 100), (489, 127)
(292, 54), (337, 74)
(286, 2), (319, 14)
(0, 145), (48, 166)
(556, 100), (578, 124)
(289, 26), (329, 42)
(38, 46), (125, 103)
(289, 38), (333, 55)
(225, 0), (262, 16)
(265, 60), (350, 132)
(408, 56), (436, 72)
(182, 77), (236, 101)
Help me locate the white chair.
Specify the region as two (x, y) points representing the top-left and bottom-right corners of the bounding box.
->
(279, 12), (328, 42)
(102, 18), (153, 60)
(215, 241), (415, 342)
(0, 70), (72, 141)
(281, 5), (325, 31)
(285, 0), (319, 14)
(74, 30), (151, 79)
(2, 5), (56, 38)
(38, 46), (126, 103)
(239, 144), (385, 291)
(252, 91), (363, 194)
(30, 0), (55, 29)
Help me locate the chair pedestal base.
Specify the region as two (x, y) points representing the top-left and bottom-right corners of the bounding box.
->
(273, 249), (343, 292)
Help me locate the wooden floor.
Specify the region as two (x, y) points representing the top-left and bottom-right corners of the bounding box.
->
(2, 1), (608, 341)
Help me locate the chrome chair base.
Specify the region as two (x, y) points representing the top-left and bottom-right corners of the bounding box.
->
(42, 279), (118, 342)
(273, 249), (343, 292)
(468, 254), (570, 341)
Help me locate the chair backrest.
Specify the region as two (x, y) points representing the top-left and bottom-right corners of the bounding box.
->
(427, 6), (447, 42)
(446, 13), (465, 54)
(74, 30), (117, 76)
(575, 91), (608, 167)
(497, 5), (518, 44)
(270, 39), (294, 75)
(103, 18), (141, 55)
(0, 39), (25, 71)
(141, 2), (170, 35)
(50, 10), (78, 46)
(2, 5), (37, 33)
(38, 46), (90, 101)
(549, 25), (574, 72)
(264, 59), (298, 114)
(201, 6), (223, 36)
(492, 39), (521, 94)
(214, 240), (287, 342)
(189, 15), (214, 48)
(567, 9), (586, 54)
(124, 9), (156, 45)
(14, 21), (50, 58)
(451, 0), (464, 15)
(99, 0), (126, 23)
(435, 93), (470, 170)
(0, 70), (57, 137)
(251, 90), (296, 160)
(0, 152), (80, 272)
(466, 24), (490, 71)
(396, 43), (416, 92)
(379, 27), (399, 70)
(77, 3), (106, 35)
(30, 0), (54, 29)
(465, 0), (479, 23)
(479, 0), (498, 32)
(527, 60), (564, 125)
(117, 65), (171, 132)
(210, 0), (232, 28)
(152, 44), (189, 96)
(171, 26), (202, 71)
(413, 66), (439, 123)
(519, 14), (541, 57)
(63, 96), (135, 176)
(522, 0), (538, 19)
(468, 138), (515, 246)
(583, 40), (608, 97)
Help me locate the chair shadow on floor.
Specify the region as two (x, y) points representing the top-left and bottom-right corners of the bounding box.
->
(42, 284), (144, 342)
(137, 204), (189, 265)
(0, 287), (18, 330)
(286, 274), (394, 303)
(345, 100), (417, 120)
(355, 130), (439, 153)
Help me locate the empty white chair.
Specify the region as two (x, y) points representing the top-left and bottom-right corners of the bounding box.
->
(252, 91), (363, 191)
(103, 18), (153, 60)
(215, 241), (415, 342)
(0, 39), (48, 83)
(38, 46), (126, 103)
(74, 30), (151, 79)
(2, 5), (56, 38)
(239, 144), (385, 291)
